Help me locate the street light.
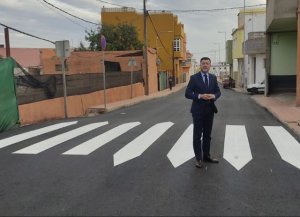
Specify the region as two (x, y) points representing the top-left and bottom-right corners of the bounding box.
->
(218, 31), (227, 62)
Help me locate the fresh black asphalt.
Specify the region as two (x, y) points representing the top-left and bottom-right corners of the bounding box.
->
(0, 87), (299, 216)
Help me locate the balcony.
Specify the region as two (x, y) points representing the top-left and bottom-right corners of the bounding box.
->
(181, 60), (191, 68)
(244, 32), (266, 55)
(266, 0), (297, 32)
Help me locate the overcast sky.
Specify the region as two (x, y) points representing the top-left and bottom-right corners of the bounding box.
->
(0, 0), (266, 63)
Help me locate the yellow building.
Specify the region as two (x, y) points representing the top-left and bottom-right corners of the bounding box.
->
(232, 28), (244, 60)
(231, 27), (244, 86)
(101, 7), (189, 84)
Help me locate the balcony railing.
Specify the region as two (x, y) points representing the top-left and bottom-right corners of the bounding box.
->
(248, 32), (265, 40)
(244, 35), (266, 55)
(181, 60), (191, 67)
(102, 7), (136, 13)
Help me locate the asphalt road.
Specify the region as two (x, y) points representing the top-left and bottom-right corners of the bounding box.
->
(0, 87), (300, 216)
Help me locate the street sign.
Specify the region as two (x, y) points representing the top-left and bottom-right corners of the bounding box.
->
(156, 57), (161, 65)
(128, 57), (136, 66)
(101, 35), (106, 51)
(55, 40), (70, 58)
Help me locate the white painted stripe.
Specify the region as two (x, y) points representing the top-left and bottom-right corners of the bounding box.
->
(167, 124), (194, 168)
(13, 122), (108, 154)
(264, 126), (300, 170)
(223, 125), (253, 171)
(113, 122), (174, 166)
(0, 121), (78, 149)
(63, 122), (141, 155)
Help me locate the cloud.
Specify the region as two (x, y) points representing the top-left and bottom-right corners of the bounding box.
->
(0, 0), (266, 57)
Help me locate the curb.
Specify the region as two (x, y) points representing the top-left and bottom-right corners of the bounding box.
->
(251, 97), (300, 138)
(87, 83), (187, 115)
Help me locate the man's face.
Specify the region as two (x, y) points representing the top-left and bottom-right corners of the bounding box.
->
(200, 59), (211, 72)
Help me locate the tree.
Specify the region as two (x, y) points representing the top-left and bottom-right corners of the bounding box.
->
(84, 23), (143, 51)
(75, 41), (87, 51)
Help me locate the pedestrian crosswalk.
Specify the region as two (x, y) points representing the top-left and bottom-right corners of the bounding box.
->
(264, 126), (300, 170)
(0, 121), (78, 149)
(63, 122), (140, 155)
(167, 124), (194, 168)
(223, 125), (253, 171)
(13, 122), (108, 154)
(113, 122), (174, 166)
(1, 121), (300, 171)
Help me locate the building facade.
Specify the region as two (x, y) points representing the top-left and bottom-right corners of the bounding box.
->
(101, 7), (189, 87)
(232, 8), (266, 88)
(232, 27), (244, 87)
(266, 0), (298, 96)
(226, 40), (233, 77)
(243, 8), (266, 86)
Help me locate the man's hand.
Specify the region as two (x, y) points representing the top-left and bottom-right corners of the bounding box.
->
(201, 94), (215, 100)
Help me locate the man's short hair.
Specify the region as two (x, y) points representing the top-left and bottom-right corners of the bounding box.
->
(200, 57), (211, 63)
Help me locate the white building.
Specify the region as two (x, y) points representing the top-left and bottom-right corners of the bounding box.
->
(243, 8), (266, 85)
(210, 62), (230, 79)
(189, 58), (199, 75)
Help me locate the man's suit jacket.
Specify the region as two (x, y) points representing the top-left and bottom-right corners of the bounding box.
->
(185, 72), (221, 117)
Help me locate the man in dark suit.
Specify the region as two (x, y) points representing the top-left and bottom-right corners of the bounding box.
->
(185, 57), (221, 168)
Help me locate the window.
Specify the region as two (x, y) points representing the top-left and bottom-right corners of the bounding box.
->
(173, 38), (181, 51)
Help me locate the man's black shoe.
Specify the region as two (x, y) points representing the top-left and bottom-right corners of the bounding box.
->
(203, 157), (219, 163)
(195, 160), (203, 168)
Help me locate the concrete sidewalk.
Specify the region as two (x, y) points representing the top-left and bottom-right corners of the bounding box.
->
(233, 88), (300, 137)
(88, 83), (187, 114)
(252, 92), (300, 137)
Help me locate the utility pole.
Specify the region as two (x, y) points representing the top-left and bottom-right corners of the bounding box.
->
(101, 34), (107, 111)
(143, 0), (149, 95)
(55, 40), (70, 118)
(4, 27), (10, 57)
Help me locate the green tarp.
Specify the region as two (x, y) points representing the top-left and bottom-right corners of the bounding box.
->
(0, 57), (19, 132)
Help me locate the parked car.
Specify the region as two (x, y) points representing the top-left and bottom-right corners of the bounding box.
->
(247, 80), (265, 94)
(222, 76), (235, 89)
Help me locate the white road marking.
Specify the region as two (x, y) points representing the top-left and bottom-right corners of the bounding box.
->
(63, 122), (141, 155)
(13, 122), (108, 154)
(264, 126), (300, 170)
(0, 121), (78, 149)
(223, 125), (253, 171)
(113, 122), (174, 166)
(167, 124), (194, 168)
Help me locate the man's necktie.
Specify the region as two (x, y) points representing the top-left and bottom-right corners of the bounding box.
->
(204, 74), (208, 88)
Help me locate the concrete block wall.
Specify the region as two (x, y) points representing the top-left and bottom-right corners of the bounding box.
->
(18, 83), (144, 125)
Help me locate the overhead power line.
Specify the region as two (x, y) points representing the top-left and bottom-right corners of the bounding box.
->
(0, 22), (55, 44)
(148, 14), (171, 57)
(42, 0), (99, 25)
(149, 4), (266, 13)
(38, 0), (87, 29)
(97, 1), (265, 14)
(97, 0), (142, 10)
